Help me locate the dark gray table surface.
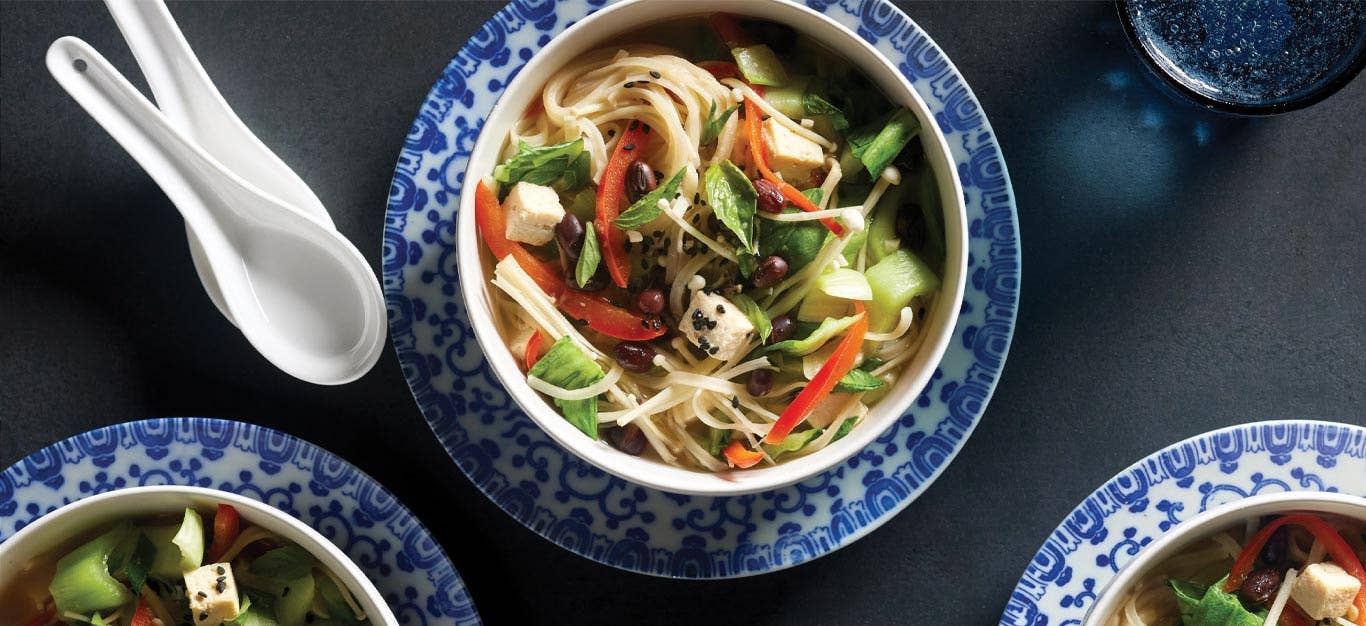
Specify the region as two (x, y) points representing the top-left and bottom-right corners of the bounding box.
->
(3, 1), (1363, 624)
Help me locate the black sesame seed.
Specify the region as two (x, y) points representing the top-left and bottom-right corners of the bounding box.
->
(216, 566), (225, 575)
(216, 581), (226, 593)
(692, 310), (703, 319)
(761, 114), (771, 121)
(623, 143), (636, 151)
(282, 587), (291, 597)
(200, 612), (209, 622)
(641, 319), (650, 328)
(649, 71), (662, 79)
(716, 305), (726, 314)
(738, 106), (746, 120)
(607, 129), (616, 138)
(629, 120), (640, 130)
(709, 346), (719, 355)
(731, 396), (740, 408)
(642, 123), (651, 134)
(624, 81), (635, 88)
(197, 591), (208, 598)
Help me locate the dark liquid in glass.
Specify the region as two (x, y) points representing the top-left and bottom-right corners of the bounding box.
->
(1121, 0), (1366, 112)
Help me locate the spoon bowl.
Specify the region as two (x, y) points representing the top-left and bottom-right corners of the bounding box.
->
(47, 36), (384, 385)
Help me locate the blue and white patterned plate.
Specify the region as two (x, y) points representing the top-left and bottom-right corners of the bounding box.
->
(0, 418), (481, 626)
(1001, 420), (1366, 626)
(383, 0), (1019, 578)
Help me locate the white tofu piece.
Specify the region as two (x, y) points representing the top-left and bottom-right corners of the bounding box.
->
(503, 182), (565, 246)
(1292, 562), (1362, 620)
(762, 118), (825, 182)
(681, 291), (755, 363)
(184, 562), (241, 626)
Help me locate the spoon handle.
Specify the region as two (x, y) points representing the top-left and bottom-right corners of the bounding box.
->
(102, 0), (333, 225)
(46, 37), (240, 264)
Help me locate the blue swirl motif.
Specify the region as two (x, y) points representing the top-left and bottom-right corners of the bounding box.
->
(1001, 422), (1366, 626)
(0, 418), (481, 626)
(380, 0), (1019, 578)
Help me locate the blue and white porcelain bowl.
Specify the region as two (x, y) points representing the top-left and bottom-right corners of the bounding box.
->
(0, 485), (399, 625)
(1081, 491), (1366, 626)
(455, 0), (969, 496)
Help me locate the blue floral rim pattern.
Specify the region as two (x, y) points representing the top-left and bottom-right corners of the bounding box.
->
(0, 418), (481, 626)
(382, 0), (1019, 578)
(1001, 420), (1366, 626)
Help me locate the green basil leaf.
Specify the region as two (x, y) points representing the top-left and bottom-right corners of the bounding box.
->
(730, 293), (771, 343)
(494, 139), (585, 189)
(859, 357), (886, 372)
(759, 214), (825, 272)
(834, 368), (884, 393)
(702, 101), (740, 146)
(802, 92), (849, 131)
(123, 533), (157, 595)
(832, 417), (858, 441)
(802, 188), (824, 205)
(576, 222), (602, 288)
(554, 151), (592, 193)
(705, 160), (758, 254)
(248, 546), (315, 581)
(614, 168), (686, 230)
(737, 253), (757, 279)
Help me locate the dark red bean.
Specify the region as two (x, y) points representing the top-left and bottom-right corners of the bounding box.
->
(768, 314), (795, 344)
(612, 341), (656, 372)
(746, 369), (774, 397)
(751, 255), (789, 289)
(753, 178), (785, 214)
(636, 288), (665, 315)
(555, 213), (585, 262)
(625, 160), (657, 204)
(1239, 568), (1281, 606)
(608, 424), (647, 455)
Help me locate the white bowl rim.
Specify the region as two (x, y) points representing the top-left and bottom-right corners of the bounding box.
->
(456, 0), (969, 496)
(1082, 490), (1366, 626)
(0, 485), (398, 626)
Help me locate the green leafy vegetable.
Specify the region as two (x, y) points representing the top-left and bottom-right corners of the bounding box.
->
(614, 168), (687, 230)
(248, 546), (315, 582)
(555, 151), (592, 193)
(170, 507), (205, 573)
(565, 187), (597, 222)
(493, 139), (588, 190)
(528, 337), (606, 439)
(763, 428), (822, 458)
(759, 214), (825, 272)
(866, 248), (939, 332)
(122, 533), (157, 595)
(576, 223), (602, 288)
(1168, 576), (1265, 626)
(737, 252), (757, 279)
(229, 594), (279, 626)
(802, 188), (824, 205)
(49, 524), (133, 615)
(705, 160), (759, 253)
(835, 368), (885, 393)
(731, 44), (788, 86)
(832, 417), (859, 441)
(730, 293), (771, 343)
(860, 358), (886, 371)
(708, 428), (730, 456)
(802, 92), (849, 131)
(317, 576), (361, 625)
(701, 102), (739, 146)
(762, 315), (859, 356)
(1168, 579), (1205, 624)
(273, 573), (315, 626)
(848, 108), (921, 177)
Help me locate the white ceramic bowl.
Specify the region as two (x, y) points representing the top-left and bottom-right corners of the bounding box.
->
(0, 486), (397, 625)
(1083, 491), (1366, 626)
(458, 0), (969, 496)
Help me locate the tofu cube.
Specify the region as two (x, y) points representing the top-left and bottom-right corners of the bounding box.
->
(1292, 562), (1362, 620)
(184, 563), (241, 626)
(502, 182), (565, 246)
(762, 118), (825, 183)
(681, 291), (755, 363)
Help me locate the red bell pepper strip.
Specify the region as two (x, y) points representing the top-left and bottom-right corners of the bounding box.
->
(723, 440), (764, 468)
(1224, 513), (1366, 626)
(766, 302), (867, 445)
(698, 61), (742, 83)
(595, 120), (649, 288)
(744, 97), (844, 236)
(206, 503), (240, 562)
(524, 330), (544, 370)
(129, 599), (153, 626)
(21, 604), (56, 626)
(474, 180), (564, 295)
(475, 181), (666, 341)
